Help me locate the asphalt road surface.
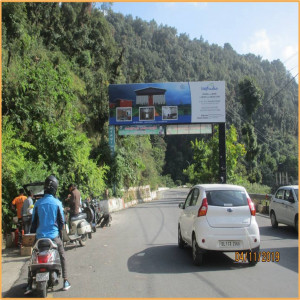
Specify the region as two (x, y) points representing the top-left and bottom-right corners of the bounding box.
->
(4, 188), (299, 298)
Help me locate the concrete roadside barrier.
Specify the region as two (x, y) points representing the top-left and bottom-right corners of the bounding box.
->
(100, 185), (158, 212)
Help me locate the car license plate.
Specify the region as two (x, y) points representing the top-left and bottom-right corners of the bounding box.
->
(219, 240), (240, 247)
(36, 272), (49, 282)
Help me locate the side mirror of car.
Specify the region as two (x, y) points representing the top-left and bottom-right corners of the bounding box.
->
(178, 202), (184, 209)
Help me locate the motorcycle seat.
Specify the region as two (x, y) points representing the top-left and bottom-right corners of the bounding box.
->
(36, 238), (57, 251)
(70, 213), (87, 222)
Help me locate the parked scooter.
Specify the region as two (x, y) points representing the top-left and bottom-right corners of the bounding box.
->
(62, 210), (92, 246)
(82, 199), (98, 232)
(98, 211), (112, 228)
(91, 198), (102, 226)
(82, 197), (112, 229)
(28, 238), (61, 297)
(86, 197), (112, 228)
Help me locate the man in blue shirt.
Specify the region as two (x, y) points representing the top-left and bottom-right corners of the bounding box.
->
(25, 175), (71, 294)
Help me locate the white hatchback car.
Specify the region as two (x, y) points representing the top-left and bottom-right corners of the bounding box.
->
(269, 185), (298, 231)
(178, 184), (260, 266)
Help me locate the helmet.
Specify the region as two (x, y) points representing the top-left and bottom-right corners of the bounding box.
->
(44, 175), (59, 196)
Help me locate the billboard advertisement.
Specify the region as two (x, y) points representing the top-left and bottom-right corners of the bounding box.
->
(109, 81), (225, 125)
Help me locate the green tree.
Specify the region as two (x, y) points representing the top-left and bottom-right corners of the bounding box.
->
(184, 125), (246, 184)
(241, 123), (261, 183)
(238, 76), (264, 120)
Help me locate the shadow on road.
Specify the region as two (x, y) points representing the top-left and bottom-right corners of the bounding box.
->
(4, 282), (63, 298)
(261, 246), (298, 273)
(259, 224), (298, 240)
(127, 244), (251, 274)
(3, 282), (28, 298)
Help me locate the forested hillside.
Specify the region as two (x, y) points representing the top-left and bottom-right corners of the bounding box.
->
(105, 9), (298, 187)
(2, 3), (298, 232)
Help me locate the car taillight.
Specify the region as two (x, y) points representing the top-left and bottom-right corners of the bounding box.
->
(198, 198), (208, 217)
(38, 253), (52, 263)
(247, 198), (256, 216)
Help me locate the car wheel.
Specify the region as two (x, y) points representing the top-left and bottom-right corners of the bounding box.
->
(247, 249), (259, 266)
(192, 235), (203, 266)
(295, 217), (298, 232)
(270, 211), (278, 228)
(178, 225), (185, 249)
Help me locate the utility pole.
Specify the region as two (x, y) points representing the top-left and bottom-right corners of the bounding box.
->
(219, 123), (226, 183)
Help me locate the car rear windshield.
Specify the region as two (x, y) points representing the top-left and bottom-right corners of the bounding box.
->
(206, 190), (248, 207)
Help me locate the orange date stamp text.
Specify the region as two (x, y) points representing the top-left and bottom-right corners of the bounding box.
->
(235, 251), (280, 263)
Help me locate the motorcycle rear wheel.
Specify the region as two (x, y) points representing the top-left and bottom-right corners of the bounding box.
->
(36, 280), (47, 298)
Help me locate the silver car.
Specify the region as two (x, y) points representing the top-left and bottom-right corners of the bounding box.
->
(269, 185), (298, 231)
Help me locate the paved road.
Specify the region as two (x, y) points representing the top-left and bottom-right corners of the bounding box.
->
(3, 188), (299, 298)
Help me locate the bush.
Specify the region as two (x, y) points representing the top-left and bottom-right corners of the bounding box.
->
(160, 175), (175, 188)
(175, 180), (182, 186)
(229, 177), (271, 194)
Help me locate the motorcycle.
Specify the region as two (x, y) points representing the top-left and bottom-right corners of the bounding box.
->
(82, 200), (98, 232)
(62, 210), (92, 246)
(84, 198), (112, 229)
(91, 198), (102, 226)
(28, 238), (61, 298)
(98, 211), (112, 228)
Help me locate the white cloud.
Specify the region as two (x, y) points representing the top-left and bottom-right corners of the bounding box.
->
(282, 46), (298, 77)
(243, 29), (271, 58)
(283, 46), (297, 61)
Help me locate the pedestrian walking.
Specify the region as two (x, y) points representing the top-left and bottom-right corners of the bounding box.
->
(11, 188), (27, 247)
(21, 190), (34, 234)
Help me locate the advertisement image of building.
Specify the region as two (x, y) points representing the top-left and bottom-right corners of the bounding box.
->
(135, 87), (166, 106)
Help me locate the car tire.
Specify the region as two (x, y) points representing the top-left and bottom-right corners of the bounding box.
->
(295, 217), (298, 232)
(192, 235), (203, 266)
(247, 249), (259, 266)
(178, 225), (185, 249)
(270, 211), (278, 228)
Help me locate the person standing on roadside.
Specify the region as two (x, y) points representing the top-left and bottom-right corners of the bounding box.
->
(11, 188), (27, 247)
(66, 184), (81, 219)
(21, 190), (34, 234)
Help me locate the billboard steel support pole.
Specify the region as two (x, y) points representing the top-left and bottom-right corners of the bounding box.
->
(219, 123), (226, 183)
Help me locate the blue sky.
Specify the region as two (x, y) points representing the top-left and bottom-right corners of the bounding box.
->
(109, 2), (298, 80)
(109, 82), (191, 105)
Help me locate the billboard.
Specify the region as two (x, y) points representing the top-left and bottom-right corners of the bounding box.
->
(109, 81), (225, 125)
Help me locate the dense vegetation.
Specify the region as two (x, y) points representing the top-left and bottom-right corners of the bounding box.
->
(105, 9), (298, 189)
(2, 3), (298, 233)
